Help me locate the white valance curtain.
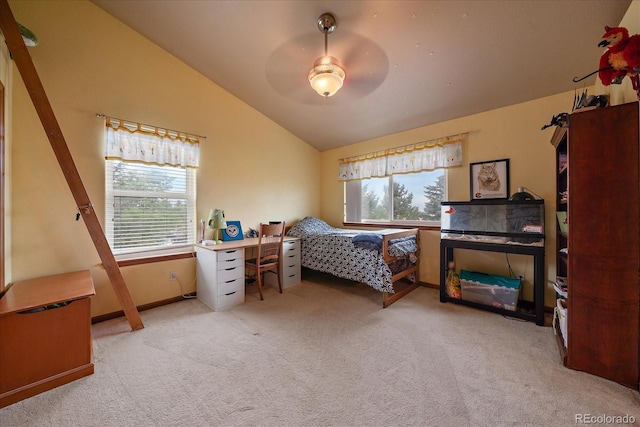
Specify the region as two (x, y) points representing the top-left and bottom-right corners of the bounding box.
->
(338, 133), (466, 181)
(104, 117), (200, 168)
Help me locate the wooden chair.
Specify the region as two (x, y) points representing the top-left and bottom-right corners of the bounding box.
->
(245, 222), (285, 300)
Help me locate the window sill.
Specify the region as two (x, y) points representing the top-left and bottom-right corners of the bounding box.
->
(342, 222), (441, 231)
(116, 249), (196, 267)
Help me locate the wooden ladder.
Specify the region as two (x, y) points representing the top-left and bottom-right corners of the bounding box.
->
(0, 1), (143, 330)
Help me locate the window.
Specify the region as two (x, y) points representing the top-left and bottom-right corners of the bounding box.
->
(345, 169), (445, 225)
(102, 116), (200, 257)
(105, 160), (196, 256)
(339, 133), (464, 225)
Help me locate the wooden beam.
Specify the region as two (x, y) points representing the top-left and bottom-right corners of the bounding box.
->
(0, 0), (143, 331)
(1, 82), (5, 296)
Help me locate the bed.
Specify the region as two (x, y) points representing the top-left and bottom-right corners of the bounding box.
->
(286, 217), (420, 307)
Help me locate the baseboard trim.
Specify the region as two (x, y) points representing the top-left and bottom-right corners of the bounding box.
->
(92, 293), (196, 324)
(419, 281), (439, 289)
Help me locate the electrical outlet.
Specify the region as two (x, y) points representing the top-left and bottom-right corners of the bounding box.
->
(170, 272), (177, 281)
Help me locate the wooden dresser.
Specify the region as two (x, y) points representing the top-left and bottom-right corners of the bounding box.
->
(0, 270), (95, 407)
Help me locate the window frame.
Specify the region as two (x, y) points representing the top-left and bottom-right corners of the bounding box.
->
(344, 169), (446, 228)
(105, 159), (196, 259)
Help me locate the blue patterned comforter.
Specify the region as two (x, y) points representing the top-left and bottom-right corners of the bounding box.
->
(287, 217), (417, 294)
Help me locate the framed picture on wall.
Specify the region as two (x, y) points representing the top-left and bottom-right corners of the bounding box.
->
(222, 221), (244, 241)
(470, 158), (510, 200)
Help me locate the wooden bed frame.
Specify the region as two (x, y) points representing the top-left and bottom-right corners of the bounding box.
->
(377, 228), (420, 308)
(287, 221), (420, 308)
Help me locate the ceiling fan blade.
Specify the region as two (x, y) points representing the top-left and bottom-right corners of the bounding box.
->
(265, 33), (320, 103)
(339, 33), (388, 98)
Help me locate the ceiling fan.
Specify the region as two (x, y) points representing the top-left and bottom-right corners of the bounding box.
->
(264, 12), (389, 105)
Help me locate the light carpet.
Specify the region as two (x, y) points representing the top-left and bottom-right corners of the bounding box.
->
(1, 271), (639, 427)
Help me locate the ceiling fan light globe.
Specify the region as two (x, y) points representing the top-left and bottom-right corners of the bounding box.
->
(308, 58), (345, 97)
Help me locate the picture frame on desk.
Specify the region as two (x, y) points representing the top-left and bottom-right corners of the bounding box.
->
(222, 221), (244, 241)
(470, 158), (510, 200)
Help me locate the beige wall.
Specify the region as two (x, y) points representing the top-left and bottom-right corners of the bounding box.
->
(1, 35), (12, 288)
(320, 93), (572, 306)
(7, 1), (320, 316)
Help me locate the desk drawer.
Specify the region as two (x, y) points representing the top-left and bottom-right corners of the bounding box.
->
(282, 261), (299, 276)
(216, 249), (244, 271)
(282, 253), (300, 267)
(216, 289), (244, 310)
(217, 249), (243, 264)
(218, 266), (243, 282)
(282, 240), (299, 255)
(217, 276), (244, 296)
(217, 256), (243, 271)
(265, 263), (301, 289)
(282, 272), (301, 288)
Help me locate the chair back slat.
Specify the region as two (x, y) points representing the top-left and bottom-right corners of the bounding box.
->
(258, 222), (285, 263)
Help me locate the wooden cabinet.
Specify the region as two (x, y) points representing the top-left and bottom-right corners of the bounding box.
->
(0, 270), (95, 407)
(196, 246), (245, 311)
(551, 102), (639, 389)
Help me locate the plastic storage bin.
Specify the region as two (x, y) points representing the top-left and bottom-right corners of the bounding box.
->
(459, 270), (521, 311)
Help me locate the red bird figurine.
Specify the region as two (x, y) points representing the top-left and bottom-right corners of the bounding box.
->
(598, 26), (640, 91)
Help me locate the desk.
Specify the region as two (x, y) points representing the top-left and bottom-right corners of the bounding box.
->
(0, 270), (95, 407)
(195, 237), (300, 310)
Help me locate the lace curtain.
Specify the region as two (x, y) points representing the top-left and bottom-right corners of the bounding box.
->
(104, 117), (200, 168)
(338, 133), (465, 181)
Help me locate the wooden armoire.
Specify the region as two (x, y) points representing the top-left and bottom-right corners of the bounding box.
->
(552, 101), (640, 389)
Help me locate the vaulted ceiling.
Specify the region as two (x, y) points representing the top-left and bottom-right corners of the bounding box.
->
(92, 0), (632, 151)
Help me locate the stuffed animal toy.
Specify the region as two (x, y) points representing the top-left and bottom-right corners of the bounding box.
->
(445, 260), (461, 299)
(17, 22), (38, 46)
(597, 26), (640, 92)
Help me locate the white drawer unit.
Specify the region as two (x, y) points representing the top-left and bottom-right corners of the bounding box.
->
(265, 238), (301, 289)
(196, 246), (245, 311)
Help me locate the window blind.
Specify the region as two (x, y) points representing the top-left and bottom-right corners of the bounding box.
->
(105, 160), (196, 255)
